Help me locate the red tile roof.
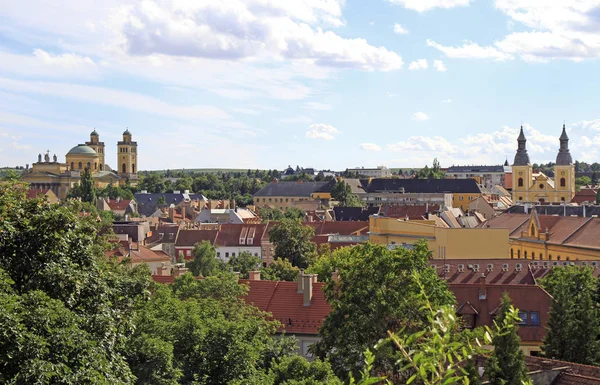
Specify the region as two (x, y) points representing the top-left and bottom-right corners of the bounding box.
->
(106, 199), (132, 211)
(571, 188), (598, 204)
(380, 204), (440, 220)
(240, 280), (331, 335)
(525, 356), (600, 381)
(214, 224), (267, 247)
(26, 189), (50, 199)
(176, 229), (218, 247)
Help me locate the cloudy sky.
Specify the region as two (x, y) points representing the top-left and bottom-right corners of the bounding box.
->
(1, 0), (600, 171)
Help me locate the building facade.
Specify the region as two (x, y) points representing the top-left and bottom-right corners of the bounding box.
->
(22, 129), (139, 199)
(346, 166), (392, 178)
(511, 125), (575, 203)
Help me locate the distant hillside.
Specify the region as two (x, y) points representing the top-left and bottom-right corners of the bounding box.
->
(141, 168), (267, 174)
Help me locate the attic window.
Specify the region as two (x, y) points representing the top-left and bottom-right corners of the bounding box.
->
(169, 233), (174, 240)
(539, 184), (544, 189)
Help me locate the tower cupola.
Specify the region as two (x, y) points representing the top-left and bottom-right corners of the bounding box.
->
(555, 124), (573, 165)
(513, 126), (530, 166)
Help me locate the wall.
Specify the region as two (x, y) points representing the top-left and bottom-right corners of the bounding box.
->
(369, 217), (509, 259)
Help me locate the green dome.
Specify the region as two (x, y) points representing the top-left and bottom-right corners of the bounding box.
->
(90, 129), (99, 136)
(66, 144), (98, 156)
(123, 129), (132, 136)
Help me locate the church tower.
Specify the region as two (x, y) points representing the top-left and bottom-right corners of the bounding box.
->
(553, 124), (575, 202)
(117, 129), (138, 176)
(512, 126), (532, 203)
(85, 129), (105, 171)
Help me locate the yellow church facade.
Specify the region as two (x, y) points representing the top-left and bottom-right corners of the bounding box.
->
(511, 125), (575, 204)
(22, 129), (139, 200)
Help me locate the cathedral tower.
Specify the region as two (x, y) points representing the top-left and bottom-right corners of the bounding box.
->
(553, 124), (575, 202)
(85, 129), (105, 171)
(117, 129), (138, 176)
(512, 126), (532, 202)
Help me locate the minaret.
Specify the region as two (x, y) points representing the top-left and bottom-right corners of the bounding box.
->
(117, 129), (138, 176)
(85, 129), (105, 171)
(554, 124), (575, 202)
(512, 126), (532, 202)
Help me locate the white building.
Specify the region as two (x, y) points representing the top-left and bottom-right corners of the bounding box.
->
(347, 166), (392, 178)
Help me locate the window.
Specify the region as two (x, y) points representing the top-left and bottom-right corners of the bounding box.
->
(518, 250), (521, 259)
(122, 163), (126, 173)
(524, 251), (528, 259)
(549, 254), (552, 260)
(94, 162), (98, 170)
(286, 198), (288, 202)
(225, 252), (229, 258)
(557, 255), (561, 260)
(518, 311), (528, 325)
(531, 252), (535, 260)
(232, 253), (236, 257)
(510, 249), (514, 258)
(518, 177), (524, 187)
(519, 196), (523, 201)
(254, 253), (259, 257)
(186, 250), (191, 256)
(539, 183), (544, 189)
(132, 164), (135, 173)
(168, 233), (174, 240)
(78, 162), (83, 169)
(530, 312), (540, 326)
(560, 178), (566, 187)
(70, 162), (74, 170)
(87, 162), (91, 169)
(459, 196), (464, 201)
(217, 252), (221, 258)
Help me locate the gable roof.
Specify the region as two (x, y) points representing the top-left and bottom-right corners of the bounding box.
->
(213, 224), (267, 247)
(379, 204), (440, 220)
(362, 178), (482, 194)
(241, 280), (331, 335)
(253, 181), (332, 197)
(105, 198), (133, 211)
(134, 192), (206, 216)
(175, 229), (218, 247)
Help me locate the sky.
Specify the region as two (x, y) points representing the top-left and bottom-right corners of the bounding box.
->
(1, 0), (600, 171)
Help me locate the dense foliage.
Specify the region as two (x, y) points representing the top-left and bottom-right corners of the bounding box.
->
(330, 179), (363, 207)
(485, 293), (530, 385)
(227, 251), (262, 279)
(415, 158), (445, 180)
(313, 241), (456, 380)
(186, 240), (224, 277)
(268, 219), (318, 269)
(261, 258), (301, 282)
(541, 266), (600, 364)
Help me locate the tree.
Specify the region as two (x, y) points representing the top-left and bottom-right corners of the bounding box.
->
(1, 169), (20, 181)
(0, 182), (150, 383)
(269, 219), (317, 268)
(260, 206), (285, 221)
(331, 179), (350, 203)
(313, 241), (455, 380)
(284, 206), (306, 220)
(485, 293), (530, 385)
(186, 240), (223, 277)
(139, 173), (166, 193)
(228, 251), (262, 278)
(415, 159), (445, 180)
(269, 355), (342, 385)
(262, 258), (300, 281)
(80, 166), (97, 204)
(541, 266), (600, 364)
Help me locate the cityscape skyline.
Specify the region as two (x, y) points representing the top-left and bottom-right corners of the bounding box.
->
(1, 1), (600, 170)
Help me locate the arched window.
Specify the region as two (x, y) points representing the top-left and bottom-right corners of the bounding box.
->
(94, 162), (97, 170)
(557, 255), (561, 261)
(78, 162), (82, 169)
(519, 196), (523, 201)
(532, 252), (535, 260)
(132, 164), (135, 173)
(122, 163), (126, 173)
(518, 250), (521, 259)
(524, 251), (528, 259)
(560, 178), (566, 187)
(87, 162), (91, 169)
(70, 162), (74, 170)
(510, 249), (514, 258)
(549, 254), (552, 260)
(100, 164), (103, 171)
(566, 256), (570, 261)
(518, 177), (524, 187)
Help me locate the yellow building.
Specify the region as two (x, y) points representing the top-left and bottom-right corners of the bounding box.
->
(484, 210), (600, 261)
(22, 129), (138, 199)
(252, 180), (334, 211)
(369, 216), (509, 259)
(511, 125), (575, 203)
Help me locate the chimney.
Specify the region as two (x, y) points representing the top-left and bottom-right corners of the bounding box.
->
(181, 206), (186, 221)
(272, 178), (278, 184)
(168, 205), (175, 222)
(479, 274), (487, 300)
(173, 263), (189, 278)
(312, 274), (318, 283)
(303, 274), (313, 306)
(156, 262), (169, 276)
(331, 269), (339, 282)
(248, 270), (261, 281)
(297, 270), (305, 293)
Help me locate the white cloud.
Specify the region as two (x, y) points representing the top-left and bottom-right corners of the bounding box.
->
(387, 0), (472, 12)
(369, 21), (375, 26)
(33, 49), (95, 68)
(412, 111), (429, 121)
(306, 123), (339, 140)
(385, 92), (398, 98)
(388, 136), (457, 153)
(304, 102), (333, 111)
(408, 59), (428, 70)
(360, 143), (382, 151)
(572, 119), (600, 132)
(433, 59), (447, 72)
(427, 40), (514, 61)
(442, 98), (452, 103)
(393, 23), (409, 34)
(427, 2), (600, 62)
(115, 0), (403, 71)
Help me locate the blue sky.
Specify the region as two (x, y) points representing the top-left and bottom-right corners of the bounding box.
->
(1, 0), (600, 171)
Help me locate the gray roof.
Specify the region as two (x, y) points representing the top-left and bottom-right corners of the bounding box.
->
(361, 178), (482, 194)
(507, 204), (600, 217)
(253, 180), (333, 197)
(513, 127), (530, 166)
(556, 125), (573, 165)
(134, 192), (206, 217)
(447, 165), (504, 173)
(67, 144), (98, 156)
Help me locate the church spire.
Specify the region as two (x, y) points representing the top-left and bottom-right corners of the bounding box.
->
(513, 126), (530, 166)
(556, 124), (572, 165)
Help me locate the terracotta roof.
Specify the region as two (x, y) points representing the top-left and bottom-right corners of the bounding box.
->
(146, 225), (179, 244)
(379, 204), (440, 220)
(253, 181), (333, 197)
(241, 280), (331, 335)
(26, 189), (50, 199)
(213, 224), (267, 247)
(431, 259), (537, 285)
(572, 189), (598, 204)
(105, 199), (133, 211)
(553, 373), (600, 385)
(526, 356), (600, 381)
(175, 229), (218, 247)
(129, 246), (171, 264)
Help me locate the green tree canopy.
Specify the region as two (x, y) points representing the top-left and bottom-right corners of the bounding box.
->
(313, 241), (455, 380)
(541, 266), (600, 364)
(262, 258), (301, 281)
(485, 293), (530, 385)
(227, 251), (262, 279)
(415, 158), (445, 180)
(269, 219), (317, 269)
(185, 240), (223, 277)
